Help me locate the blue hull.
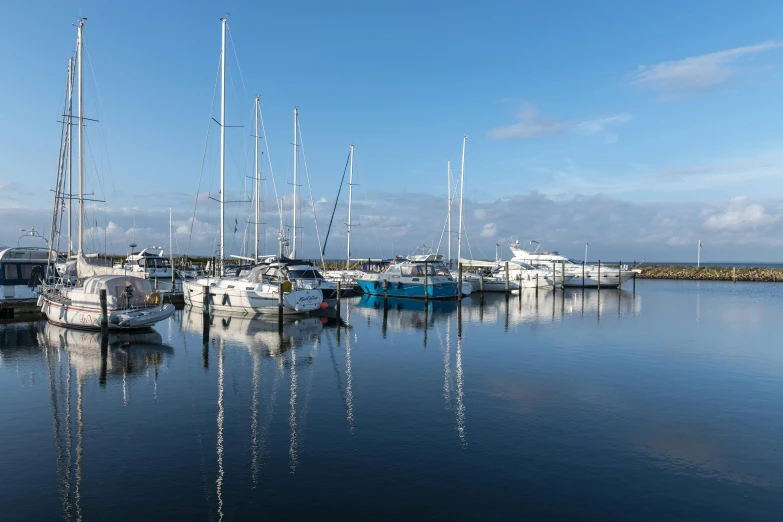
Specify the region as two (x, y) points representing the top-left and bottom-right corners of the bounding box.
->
(356, 280), (458, 299)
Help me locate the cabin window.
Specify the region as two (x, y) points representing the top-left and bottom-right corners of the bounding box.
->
(3, 264), (20, 281)
(19, 265), (36, 280)
(387, 265), (401, 275)
(401, 266), (415, 277)
(289, 269), (323, 280)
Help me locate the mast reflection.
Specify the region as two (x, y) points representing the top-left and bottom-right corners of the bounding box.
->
(39, 323), (173, 522)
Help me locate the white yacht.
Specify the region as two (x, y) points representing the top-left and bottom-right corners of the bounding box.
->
(114, 247), (172, 279)
(509, 240), (636, 288)
(183, 266), (324, 315)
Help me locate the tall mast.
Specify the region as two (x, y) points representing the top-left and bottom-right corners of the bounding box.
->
(346, 144), (354, 270)
(291, 108), (298, 258)
(254, 96), (260, 263)
(66, 56), (74, 257)
(219, 17), (227, 275)
(170, 208), (174, 287)
(447, 160), (451, 267)
(457, 135), (466, 265)
(77, 19), (84, 255)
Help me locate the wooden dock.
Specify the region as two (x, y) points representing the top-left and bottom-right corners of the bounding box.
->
(0, 299), (43, 321)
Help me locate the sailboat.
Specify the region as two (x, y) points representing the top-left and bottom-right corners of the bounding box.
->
(181, 18), (323, 315)
(39, 19), (175, 330)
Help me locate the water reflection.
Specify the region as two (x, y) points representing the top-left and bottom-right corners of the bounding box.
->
(37, 324), (173, 522)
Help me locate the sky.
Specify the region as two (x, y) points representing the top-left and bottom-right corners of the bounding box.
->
(2, 0), (783, 262)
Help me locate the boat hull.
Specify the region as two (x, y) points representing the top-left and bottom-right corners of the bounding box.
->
(356, 279), (458, 299)
(182, 281), (323, 315)
(563, 270), (636, 288)
(40, 296), (175, 331)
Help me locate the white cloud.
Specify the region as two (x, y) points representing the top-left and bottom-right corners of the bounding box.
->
(473, 208), (488, 220)
(489, 105), (630, 143)
(488, 104), (568, 140)
(576, 114), (632, 134)
(630, 41), (783, 94)
(480, 222), (497, 238)
(702, 196), (781, 231)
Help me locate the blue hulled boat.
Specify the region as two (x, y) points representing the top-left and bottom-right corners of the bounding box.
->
(355, 253), (458, 300)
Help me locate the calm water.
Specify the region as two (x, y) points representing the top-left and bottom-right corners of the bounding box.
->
(1, 280), (782, 521)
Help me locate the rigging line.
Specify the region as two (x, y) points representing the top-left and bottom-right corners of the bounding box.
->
(322, 151), (351, 257)
(297, 117), (325, 269)
(226, 23), (248, 96)
(47, 65), (73, 276)
(84, 130), (109, 254)
(187, 51), (221, 255)
(258, 104), (283, 233)
(437, 175), (461, 253)
(84, 46), (117, 200)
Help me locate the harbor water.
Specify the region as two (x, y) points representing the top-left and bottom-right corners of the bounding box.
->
(1, 280), (782, 521)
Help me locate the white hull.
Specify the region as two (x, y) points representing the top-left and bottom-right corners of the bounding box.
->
(40, 295), (174, 330)
(562, 270), (636, 288)
(182, 279), (322, 315)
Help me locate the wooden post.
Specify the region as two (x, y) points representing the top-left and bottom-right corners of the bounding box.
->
(582, 260), (585, 289)
(479, 274), (484, 293)
(278, 282), (284, 332)
(458, 263), (463, 301)
(552, 261), (556, 292)
(383, 279), (389, 301)
(619, 260), (622, 289)
(535, 273), (539, 297)
(598, 259), (601, 291)
(202, 285), (210, 346)
(336, 280), (342, 317)
(633, 273), (636, 293)
(561, 261), (565, 289)
(733, 267), (736, 283)
(424, 261), (429, 302)
(99, 289), (108, 337)
(505, 262), (509, 294)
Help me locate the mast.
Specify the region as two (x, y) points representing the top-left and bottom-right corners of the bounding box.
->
(77, 19), (84, 255)
(219, 17), (227, 275)
(292, 108), (298, 258)
(170, 208), (174, 288)
(254, 96), (260, 264)
(457, 135), (466, 265)
(66, 57), (74, 257)
(346, 144), (354, 270)
(447, 160), (451, 267)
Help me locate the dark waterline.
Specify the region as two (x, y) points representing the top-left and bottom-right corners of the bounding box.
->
(1, 280), (782, 521)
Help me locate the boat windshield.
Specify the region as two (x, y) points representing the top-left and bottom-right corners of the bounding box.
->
(288, 269), (324, 280)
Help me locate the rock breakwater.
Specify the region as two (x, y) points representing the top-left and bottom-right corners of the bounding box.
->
(637, 265), (783, 282)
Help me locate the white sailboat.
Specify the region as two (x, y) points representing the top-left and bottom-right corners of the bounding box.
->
(182, 18), (323, 315)
(40, 19), (174, 330)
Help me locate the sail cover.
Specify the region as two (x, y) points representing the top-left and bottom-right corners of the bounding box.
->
(77, 253), (132, 278)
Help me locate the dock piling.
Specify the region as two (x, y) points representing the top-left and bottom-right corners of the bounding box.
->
(424, 261), (429, 302)
(336, 281), (342, 316)
(278, 283), (284, 332)
(552, 261), (556, 293)
(458, 263), (463, 301)
(598, 259), (601, 291)
(99, 289), (108, 338)
(505, 262), (510, 294)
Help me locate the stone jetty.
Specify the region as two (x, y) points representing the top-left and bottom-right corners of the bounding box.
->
(636, 265), (783, 282)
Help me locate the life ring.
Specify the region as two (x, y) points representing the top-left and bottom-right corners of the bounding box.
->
(146, 291), (161, 306)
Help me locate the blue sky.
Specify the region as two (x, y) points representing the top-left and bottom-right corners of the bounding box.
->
(2, 1), (783, 262)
